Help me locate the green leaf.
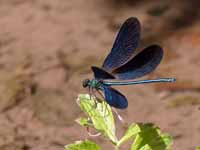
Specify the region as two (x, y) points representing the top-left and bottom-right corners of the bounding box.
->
(76, 117), (93, 127)
(77, 94), (118, 144)
(65, 140), (101, 150)
(117, 123), (141, 147)
(197, 146), (200, 150)
(131, 123), (172, 150)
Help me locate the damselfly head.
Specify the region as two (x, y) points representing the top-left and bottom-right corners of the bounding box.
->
(82, 79), (90, 88)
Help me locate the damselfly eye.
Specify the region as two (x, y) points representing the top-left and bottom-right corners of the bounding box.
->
(82, 79), (90, 88)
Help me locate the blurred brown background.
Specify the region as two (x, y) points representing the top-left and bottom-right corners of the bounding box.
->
(0, 0), (200, 150)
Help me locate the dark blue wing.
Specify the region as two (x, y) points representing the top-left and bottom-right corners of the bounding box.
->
(113, 45), (163, 80)
(102, 86), (128, 109)
(91, 66), (115, 79)
(102, 17), (141, 72)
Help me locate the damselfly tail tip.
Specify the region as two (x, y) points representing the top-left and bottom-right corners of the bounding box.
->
(168, 78), (176, 82)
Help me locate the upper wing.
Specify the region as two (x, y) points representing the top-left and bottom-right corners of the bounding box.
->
(91, 66), (115, 79)
(102, 17), (141, 72)
(102, 86), (128, 109)
(113, 45), (163, 80)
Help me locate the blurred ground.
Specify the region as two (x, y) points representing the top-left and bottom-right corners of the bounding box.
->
(0, 0), (200, 150)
